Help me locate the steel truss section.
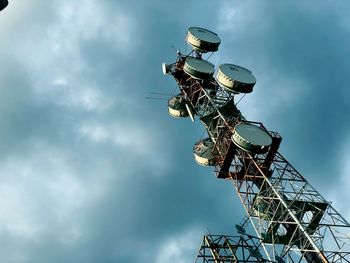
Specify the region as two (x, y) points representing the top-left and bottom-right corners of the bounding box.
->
(226, 149), (350, 263)
(194, 234), (275, 263)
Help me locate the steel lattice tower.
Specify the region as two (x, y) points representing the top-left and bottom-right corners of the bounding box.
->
(161, 27), (350, 263)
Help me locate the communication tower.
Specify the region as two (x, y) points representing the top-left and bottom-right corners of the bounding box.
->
(162, 27), (350, 263)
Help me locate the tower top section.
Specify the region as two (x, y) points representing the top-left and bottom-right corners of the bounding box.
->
(186, 27), (221, 53)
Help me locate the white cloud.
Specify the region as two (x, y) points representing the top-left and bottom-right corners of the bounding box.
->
(0, 141), (105, 243)
(5, 1), (135, 113)
(57, 0), (134, 49)
(155, 228), (202, 263)
(48, 81), (115, 112)
(78, 123), (109, 143)
(238, 71), (308, 121)
(216, 1), (262, 35)
(77, 121), (170, 172)
(77, 122), (152, 151)
(217, 1), (242, 33)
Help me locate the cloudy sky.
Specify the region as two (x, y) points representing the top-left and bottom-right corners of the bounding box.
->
(0, 0), (349, 262)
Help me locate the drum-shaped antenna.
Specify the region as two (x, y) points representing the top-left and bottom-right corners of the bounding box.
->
(232, 123), (272, 154)
(184, 57), (215, 80)
(0, 0), (8, 11)
(168, 95), (189, 118)
(216, 64), (256, 93)
(186, 27), (221, 53)
(193, 138), (217, 166)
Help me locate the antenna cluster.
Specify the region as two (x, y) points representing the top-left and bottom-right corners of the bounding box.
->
(162, 26), (350, 263)
(163, 27), (273, 168)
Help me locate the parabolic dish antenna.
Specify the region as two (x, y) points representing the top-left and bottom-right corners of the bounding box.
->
(232, 123), (272, 154)
(193, 138), (217, 166)
(216, 64), (256, 93)
(0, 0), (8, 11)
(162, 62), (171, 75)
(186, 27), (221, 53)
(168, 95), (189, 118)
(184, 57), (215, 80)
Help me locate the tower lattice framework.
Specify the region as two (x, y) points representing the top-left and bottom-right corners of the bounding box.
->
(162, 27), (350, 263)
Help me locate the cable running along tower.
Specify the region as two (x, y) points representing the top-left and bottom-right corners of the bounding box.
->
(162, 27), (350, 263)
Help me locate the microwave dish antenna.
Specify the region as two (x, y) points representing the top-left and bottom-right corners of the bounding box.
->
(216, 63), (256, 93)
(186, 27), (221, 53)
(183, 57), (215, 80)
(162, 63), (172, 75)
(168, 95), (190, 118)
(232, 123), (272, 154)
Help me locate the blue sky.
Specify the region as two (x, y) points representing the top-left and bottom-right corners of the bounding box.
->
(0, 1), (349, 262)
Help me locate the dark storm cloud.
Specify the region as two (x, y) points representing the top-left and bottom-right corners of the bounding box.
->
(0, 54), (33, 153)
(0, 1), (240, 262)
(0, 0), (349, 262)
